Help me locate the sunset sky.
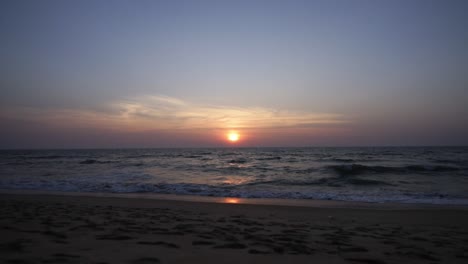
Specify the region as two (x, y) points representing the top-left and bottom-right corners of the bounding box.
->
(1, 0), (467, 148)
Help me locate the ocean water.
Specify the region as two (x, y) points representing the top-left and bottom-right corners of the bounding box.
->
(1, 147), (468, 204)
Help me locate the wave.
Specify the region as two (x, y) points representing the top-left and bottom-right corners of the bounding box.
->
(194, 152), (213, 155)
(256, 157), (282, 161)
(79, 159), (116, 165)
(229, 158), (248, 164)
(5, 161), (34, 165)
(327, 164), (460, 176)
(1, 180), (467, 205)
(244, 176), (392, 187)
(2, 147), (467, 205)
(123, 154), (155, 159)
(346, 178), (392, 186)
(328, 164), (389, 175)
(432, 159), (468, 166)
(405, 165), (460, 172)
(4, 155), (78, 160)
(329, 158), (354, 162)
(30, 155), (66, 159)
(183, 155), (203, 158)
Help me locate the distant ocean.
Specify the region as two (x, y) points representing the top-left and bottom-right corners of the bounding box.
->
(1, 147), (468, 204)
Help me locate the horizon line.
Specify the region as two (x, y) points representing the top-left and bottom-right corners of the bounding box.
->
(1, 145), (467, 151)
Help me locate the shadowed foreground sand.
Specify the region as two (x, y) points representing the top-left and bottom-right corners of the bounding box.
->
(1, 193), (468, 264)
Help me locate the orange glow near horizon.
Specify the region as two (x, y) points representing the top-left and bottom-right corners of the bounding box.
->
(224, 198), (240, 204)
(227, 132), (240, 142)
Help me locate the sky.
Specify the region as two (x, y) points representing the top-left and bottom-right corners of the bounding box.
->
(0, 0), (467, 148)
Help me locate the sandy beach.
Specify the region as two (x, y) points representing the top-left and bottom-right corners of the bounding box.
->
(1, 192), (468, 264)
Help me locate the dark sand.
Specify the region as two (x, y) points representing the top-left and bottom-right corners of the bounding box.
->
(1, 192), (468, 264)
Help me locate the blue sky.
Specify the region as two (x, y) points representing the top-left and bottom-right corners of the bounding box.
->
(1, 0), (467, 148)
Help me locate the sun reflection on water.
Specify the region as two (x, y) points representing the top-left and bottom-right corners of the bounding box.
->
(224, 198), (240, 204)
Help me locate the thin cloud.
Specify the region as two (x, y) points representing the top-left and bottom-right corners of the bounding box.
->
(1, 95), (349, 131)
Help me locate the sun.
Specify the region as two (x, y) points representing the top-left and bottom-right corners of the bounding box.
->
(227, 132), (240, 142)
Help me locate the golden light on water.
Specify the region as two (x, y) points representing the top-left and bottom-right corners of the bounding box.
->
(224, 198), (240, 204)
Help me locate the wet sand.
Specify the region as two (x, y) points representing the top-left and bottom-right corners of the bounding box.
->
(1, 192), (468, 264)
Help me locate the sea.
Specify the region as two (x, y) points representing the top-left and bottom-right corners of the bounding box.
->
(1, 147), (468, 205)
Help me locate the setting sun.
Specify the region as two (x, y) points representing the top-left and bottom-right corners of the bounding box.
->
(227, 132), (240, 142)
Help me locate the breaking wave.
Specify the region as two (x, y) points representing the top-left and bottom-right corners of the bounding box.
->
(1, 147), (468, 205)
(327, 164), (460, 176)
(1, 179), (466, 205)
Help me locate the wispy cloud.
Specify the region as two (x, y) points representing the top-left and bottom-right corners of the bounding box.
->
(1, 95), (348, 131)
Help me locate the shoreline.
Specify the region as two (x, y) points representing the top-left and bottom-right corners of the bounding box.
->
(2, 192), (468, 263)
(1, 189), (467, 210)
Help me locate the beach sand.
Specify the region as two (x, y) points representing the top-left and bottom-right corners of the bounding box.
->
(1, 192), (468, 264)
